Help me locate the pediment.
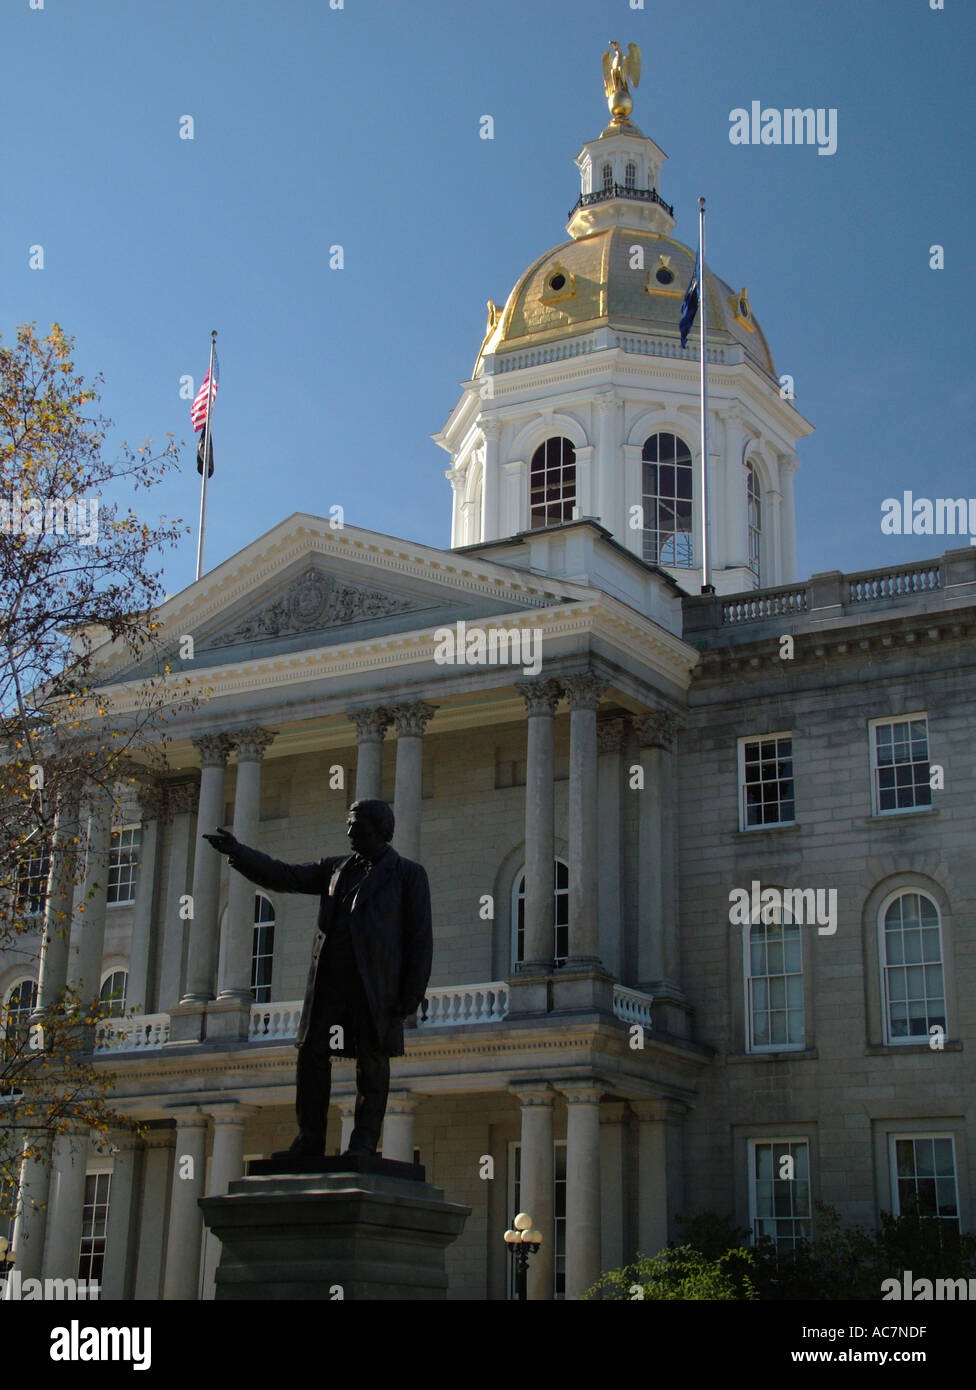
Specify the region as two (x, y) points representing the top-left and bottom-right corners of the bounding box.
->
(201, 565), (432, 651)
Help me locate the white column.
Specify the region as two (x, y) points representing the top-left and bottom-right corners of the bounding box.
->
(561, 1083), (603, 1301)
(622, 443), (644, 561)
(594, 390), (620, 535)
(635, 715), (664, 986)
(100, 1133), (139, 1299)
(338, 1098), (357, 1155)
(573, 445), (596, 517)
(512, 1083), (554, 1300)
(502, 459), (526, 535)
(634, 1099), (685, 1257)
(596, 717), (627, 977)
(516, 679), (562, 971)
(126, 786), (162, 1014)
(201, 1103), (251, 1299)
(43, 1128), (89, 1278)
(480, 416), (501, 540)
(6, 1138), (52, 1284)
(391, 702), (436, 863)
(600, 1102), (628, 1276)
(162, 1110), (209, 1300)
(564, 671), (606, 967)
(218, 727), (275, 1000)
(779, 456), (799, 582)
(721, 409), (750, 572)
(134, 1129), (172, 1300)
(767, 484), (784, 588)
(36, 791), (81, 1010)
(160, 783), (196, 1010)
(348, 706), (391, 802)
(68, 788), (112, 1003)
(381, 1093), (418, 1163)
(181, 735), (230, 1003)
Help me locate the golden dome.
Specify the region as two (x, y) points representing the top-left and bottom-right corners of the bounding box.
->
(477, 227), (776, 378)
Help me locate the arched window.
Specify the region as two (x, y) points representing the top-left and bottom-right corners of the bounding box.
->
(747, 462), (762, 585)
(99, 970), (128, 1018)
(624, 161), (636, 190)
(2, 977), (37, 1036)
(530, 438), (576, 529)
(602, 162), (613, 191)
(641, 433), (694, 567)
(745, 908), (804, 1051)
(251, 894), (276, 1004)
(880, 891), (946, 1044)
(512, 860), (569, 968)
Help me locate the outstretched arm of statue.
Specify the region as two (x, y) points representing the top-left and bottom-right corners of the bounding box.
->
(396, 863), (434, 1015)
(203, 827), (330, 894)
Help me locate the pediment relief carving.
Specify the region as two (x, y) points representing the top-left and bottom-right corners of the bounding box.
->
(204, 567), (428, 649)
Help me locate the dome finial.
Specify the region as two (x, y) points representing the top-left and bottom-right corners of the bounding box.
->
(602, 41), (642, 125)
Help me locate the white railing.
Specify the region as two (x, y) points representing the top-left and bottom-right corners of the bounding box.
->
(723, 587), (807, 625)
(419, 982), (509, 1027)
(94, 1014), (170, 1053)
(848, 565), (941, 603)
(612, 985), (654, 1029)
(249, 1002), (303, 1041)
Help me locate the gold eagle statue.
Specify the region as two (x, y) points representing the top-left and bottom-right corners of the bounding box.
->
(602, 40), (641, 123)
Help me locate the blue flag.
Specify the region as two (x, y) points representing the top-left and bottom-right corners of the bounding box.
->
(679, 251), (700, 348)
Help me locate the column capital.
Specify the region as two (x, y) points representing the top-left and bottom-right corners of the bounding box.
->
(635, 708), (682, 750)
(555, 1081), (608, 1106)
(390, 701), (437, 737)
(140, 1126), (175, 1151)
(204, 1102), (255, 1126)
(594, 389), (619, 417)
(509, 1080), (555, 1107)
(384, 1091), (420, 1118)
(161, 778), (200, 819)
(229, 726), (276, 762)
(562, 670), (608, 712)
(629, 1097), (688, 1123)
(106, 1129), (142, 1155)
(480, 415), (502, 442)
(599, 1101), (629, 1126)
(192, 733), (231, 768)
(348, 706), (392, 742)
(515, 677), (562, 716)
(167, 1106), (210, 1133)
(596, 715), (629, 754)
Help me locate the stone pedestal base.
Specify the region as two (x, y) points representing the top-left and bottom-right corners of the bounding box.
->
(199, 1166), (470, 1300)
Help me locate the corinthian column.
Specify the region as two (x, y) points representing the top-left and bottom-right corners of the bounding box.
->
(36, 787), (81, 1011)
(218, 727), (275, 1001)
(68, 786), (112, 1003)
(563, 670), (607, 967)
(559, 1082), (604, 1300)
(348, 706), (391, 801)
(515, 678), (562, 972)
(480, 416), (502, 541)
(181, 735), (230, 1004)
(391, 702), (436, 863)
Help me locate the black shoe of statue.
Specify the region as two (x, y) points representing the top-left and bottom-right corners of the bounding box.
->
(271, 1133), (324, 1159)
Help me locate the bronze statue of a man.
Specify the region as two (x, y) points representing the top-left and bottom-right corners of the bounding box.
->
(205, 799), (432, 1158)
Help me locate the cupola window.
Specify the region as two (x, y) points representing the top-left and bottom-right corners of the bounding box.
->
(602, 163), (613, 191)
(624, 162), (636, 190)
(530, 437), (577, 529)
(747, 462), (762, 585)
(642, 432), (694, 567)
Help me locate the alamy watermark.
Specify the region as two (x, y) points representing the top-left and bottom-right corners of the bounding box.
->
(729, 103), (837, 156)
(433, 620), (541, 677)
(0, 491), (99, 544)
(728, 880), (837, 935)
(881, 491), (976, 538)
(1, 1270), (99, 1300)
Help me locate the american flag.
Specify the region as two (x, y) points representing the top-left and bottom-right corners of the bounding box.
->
(190, 353), (220, 431)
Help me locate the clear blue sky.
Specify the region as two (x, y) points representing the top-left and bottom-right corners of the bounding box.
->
(3, 0), (973, 594)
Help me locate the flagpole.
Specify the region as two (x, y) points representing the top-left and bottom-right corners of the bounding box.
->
(195, 329), (217, 582)
(698, 197), (714, 595)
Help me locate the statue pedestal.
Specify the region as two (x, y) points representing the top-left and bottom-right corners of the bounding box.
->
(199, 1159), (470, 1301)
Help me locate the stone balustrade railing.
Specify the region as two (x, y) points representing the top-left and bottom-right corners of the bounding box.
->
(612, 985), (655, 1029)
(93, 1014), (170, 1053)
(91, 982), (658, 1053)
(419, 982), (509, 1027)
(683, 547), (976, 639)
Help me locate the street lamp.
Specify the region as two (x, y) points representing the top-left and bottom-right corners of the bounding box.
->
(504, 1211), (543, 1301)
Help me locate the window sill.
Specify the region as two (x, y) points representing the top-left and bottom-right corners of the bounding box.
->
(736, 822), (802, 837)
(106, 900), (136, 910)
(866, 808), (938, 824)
(727, 1047), (818, 1063)
(865, 1040), (962, 1056)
